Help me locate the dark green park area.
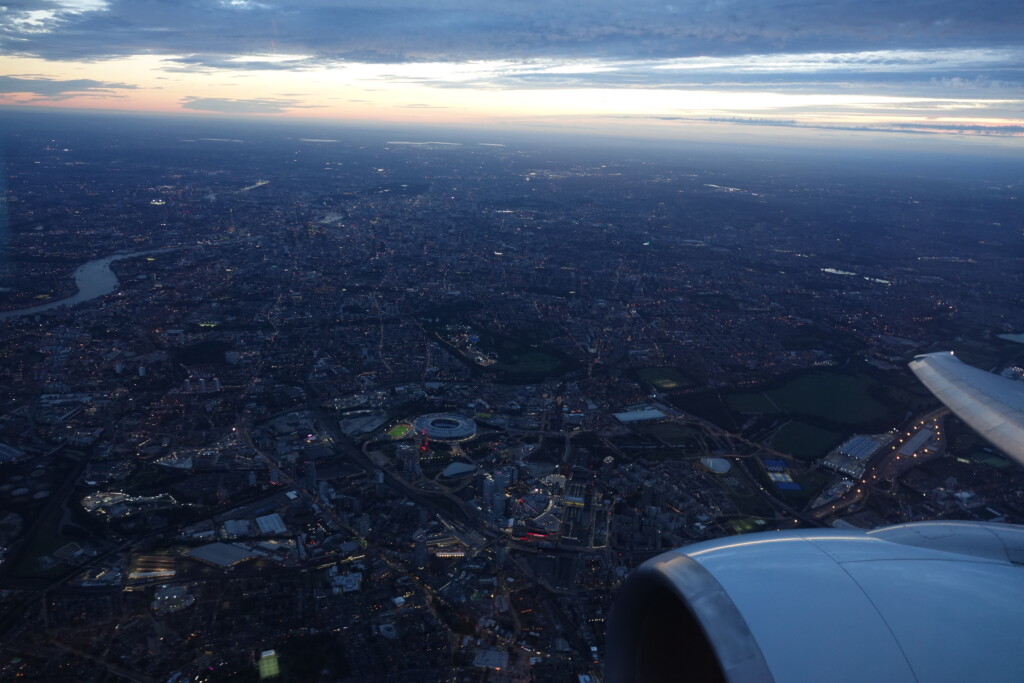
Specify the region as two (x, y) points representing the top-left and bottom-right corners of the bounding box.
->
(633, 366), (694, 391)
(729, 365), (937, 429)
(453, 329), (571, 381)
(727, 371), (888, 424)
(633, 422), (707, 454)
(174, 339), (232, 366)
(767, 421), (845, 460)
(215, 631), (349, 682)
(673, 363), (938, 460)
(490, 344), (564, 377)
(420, 306), (572, 381)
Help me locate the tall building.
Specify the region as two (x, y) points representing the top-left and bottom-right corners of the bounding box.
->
(481, 473), (496, 501)
(413, 530), (428, 569)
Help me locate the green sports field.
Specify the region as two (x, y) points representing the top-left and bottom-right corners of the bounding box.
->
(388, 423), (412, 439)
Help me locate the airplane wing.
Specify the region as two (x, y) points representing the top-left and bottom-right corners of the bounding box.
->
(909, 352), (1024, 466)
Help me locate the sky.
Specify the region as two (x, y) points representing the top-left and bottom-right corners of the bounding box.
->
(1, 0), (1023, 142)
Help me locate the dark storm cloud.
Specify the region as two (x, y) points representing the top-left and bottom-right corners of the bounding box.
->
(2, 0), (1023, 64)
(0, 74), (138, 99)
(180, 96), (319, 113)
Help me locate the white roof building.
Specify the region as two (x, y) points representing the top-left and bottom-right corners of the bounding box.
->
(184, 543), (257, 569)
(613, 408), (666, 423)
(255, 513), (287, 535)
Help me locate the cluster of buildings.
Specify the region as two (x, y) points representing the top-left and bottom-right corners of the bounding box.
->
(0, 128), (1021, 680)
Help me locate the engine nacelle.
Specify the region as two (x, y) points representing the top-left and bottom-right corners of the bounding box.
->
(606, 522), (1024, 683)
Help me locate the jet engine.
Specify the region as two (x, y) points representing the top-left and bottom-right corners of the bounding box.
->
(606, 522), (1024, 683)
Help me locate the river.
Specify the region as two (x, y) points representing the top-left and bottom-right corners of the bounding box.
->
(0, 249), (161, 321)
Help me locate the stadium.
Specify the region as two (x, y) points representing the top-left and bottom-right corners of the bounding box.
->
(412, 413), (477, 442)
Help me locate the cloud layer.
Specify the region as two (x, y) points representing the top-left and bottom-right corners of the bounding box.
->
(3, 0), (1022, 63)
(180, 96), (319, 113)
(0, 74), (136, 100)
(0, 0), (1021, 134)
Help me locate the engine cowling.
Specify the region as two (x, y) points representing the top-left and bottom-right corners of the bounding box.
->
(606, 522), (1024, 683)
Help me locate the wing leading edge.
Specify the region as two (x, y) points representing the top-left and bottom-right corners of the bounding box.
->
(909, 351), (1024, 466)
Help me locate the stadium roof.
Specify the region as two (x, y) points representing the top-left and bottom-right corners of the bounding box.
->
(413, 413), (477, 441)
(184, 543), (257, 569)
(613, 408), (666, 423)
(909, 352), (1024, 466)
(836, 434), (887, 461)
(441, 462), (477, 478)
